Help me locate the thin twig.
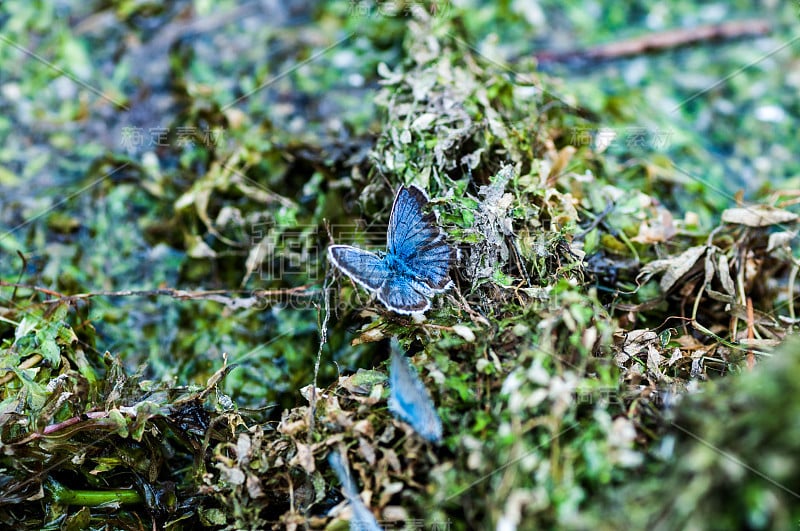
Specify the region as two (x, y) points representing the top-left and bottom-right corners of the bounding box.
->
(308, 270), (333, 442)
(536, 20), (772, 67)
(0, 280), (318, 305)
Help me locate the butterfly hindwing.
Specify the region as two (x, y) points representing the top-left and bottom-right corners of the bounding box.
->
(377, 275), (431, 314)
(328, 245), (389, 291)
(388, 348), (443, 443)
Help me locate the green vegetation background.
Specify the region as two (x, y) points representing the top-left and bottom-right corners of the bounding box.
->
(0, 1), (798, 529)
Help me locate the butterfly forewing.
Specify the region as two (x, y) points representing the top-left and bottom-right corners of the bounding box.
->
(406, 239), (455, 291)
(328, 245), (389, 291)
(387, 186), (442, 260)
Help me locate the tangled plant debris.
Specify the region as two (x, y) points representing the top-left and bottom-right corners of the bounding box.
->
(0, 2), (798, 530)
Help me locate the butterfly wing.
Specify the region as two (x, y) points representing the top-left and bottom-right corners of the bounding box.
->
(388, 348), (443, 443)
(328, 451), (382, 531)
(405, 238), (455, 292)
(387, 185), (454, 292)
(377, 275), (433, 314)
(328, 245), (388, 292)
(387, 185), (442, 260)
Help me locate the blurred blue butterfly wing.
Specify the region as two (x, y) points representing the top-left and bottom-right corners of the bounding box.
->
(388, 348), (443, 443)
(328, 245), (389, 291)
(328, 450), (382, 531)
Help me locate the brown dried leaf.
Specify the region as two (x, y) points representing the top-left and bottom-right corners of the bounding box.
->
(215, 462), (246, 486)
(717, 254), (735, 297)
(352, 327), (387, 345)
(767, 230), (797, 252)
(278, 416), (308, 436)
(704, 247), (716, 285)
(290, 442), (315, 474)
(721, 206), (798, 227)
(358, 437), (376, 466)
(728, 304), (779, 327)
(666, 347), (684, 367)
(632, 207), (676, 243)
(639, 245), (707, 292)
(246, 474), (264, 499)
(615, 351), (630, 366)
(622, 329), (658, 356)
(382, 448), (402, 473)
(353, 419), (375, 438)
(646, 344), (663, 375)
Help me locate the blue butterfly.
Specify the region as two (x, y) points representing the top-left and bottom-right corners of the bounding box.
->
(328, 450), (382, 531)
(389, 345), (443, 443)
(328, 185), (454, 314)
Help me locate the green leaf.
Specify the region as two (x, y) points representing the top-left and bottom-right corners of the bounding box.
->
(36, 324), (62, 367)
(128, 401), (162, 441)
(14, 316), (36, 341)
(38, 335), (61, 366)
(108, 408), (129, 438)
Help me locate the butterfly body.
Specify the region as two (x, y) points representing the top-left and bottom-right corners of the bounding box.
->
(382, 251), (413, 277)
(329, 185), (455, 314)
